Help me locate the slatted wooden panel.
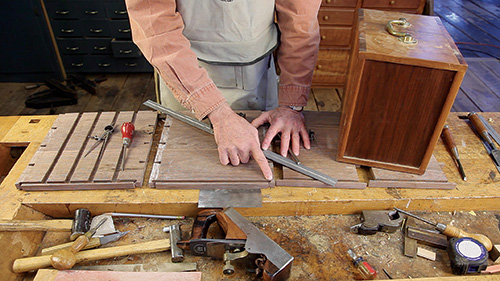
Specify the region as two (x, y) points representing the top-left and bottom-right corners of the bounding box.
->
(150, 112), (273, 189)
(277, 111), (366, 189)
(368, 155), (456, 189)
(16, 111), (157, 190)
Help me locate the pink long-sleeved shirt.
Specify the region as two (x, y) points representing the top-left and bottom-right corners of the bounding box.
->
(125, 0), (321, 120)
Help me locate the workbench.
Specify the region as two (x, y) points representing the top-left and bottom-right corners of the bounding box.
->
(0, 112), (499, 281)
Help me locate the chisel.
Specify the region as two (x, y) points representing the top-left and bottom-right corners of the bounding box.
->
(441, 125), (467, 181)
(468, 112), (500, 167)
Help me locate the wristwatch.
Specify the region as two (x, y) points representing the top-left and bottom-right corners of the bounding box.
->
(287, 105), (304, 112)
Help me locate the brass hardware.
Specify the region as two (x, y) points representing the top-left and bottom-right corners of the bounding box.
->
(85, 10), (98, 15)
(321, 35), (326, 40)
(61, 29), (74, 33)
(90, 29), (103, 33)
(66, 47), (79, 51)
(94, 46), (107, 51)
(390, 0), (396, 5)
(115, 10), (127, 15)
(323, 15), (329, 21)
(55, 10), (69, 15)
(120, 50), (133, 54)
(317, 65), (323, 70)
(125, 63), (138, 67)
(71, 63), (84, 67)
(119, 29), (131, 33)
(98, 63), (111, 67)
(326, 0), (332, 3)
(386, 18), (417, 44)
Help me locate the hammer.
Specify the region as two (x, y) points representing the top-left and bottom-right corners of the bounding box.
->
(0, 208), (91, 240)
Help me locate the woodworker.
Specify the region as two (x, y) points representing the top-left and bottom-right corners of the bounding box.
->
(125, 0), (322, 180)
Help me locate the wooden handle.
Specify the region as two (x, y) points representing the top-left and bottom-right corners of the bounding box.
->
(216, 212), (247, 240)
(468, 112), (488, 134)
(177, 209), (221, 250)
(13, 238), (171, 273)
(49, 234), (93, 270)
(442, 225), (493, 251)
(41, 237), (101, 255)
(0, 219), (72, 231)
(441, 125), (456, 150)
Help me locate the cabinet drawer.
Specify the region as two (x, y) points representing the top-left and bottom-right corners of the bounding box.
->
(82, 19), (112, 37)
(321, 0), (358, 8)
(110, 20), (132, 39)
(105, 1), (129, 19)
(51, 21), (84, 37)
(115, 57), (152, 72)
(362, 0), (422, 9)
(79, 1), (107, 19)
(319, 26), (352, 47)
(57, 38), (87, 54)
(111, 40), (142, 58)
(318, 8), (355, 26)
(45, 0), (81, 19)
(87, 38), (113, 54)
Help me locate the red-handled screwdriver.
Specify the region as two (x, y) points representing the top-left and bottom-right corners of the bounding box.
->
(120, 122), (135, 171)
(347, 249), (377, 280)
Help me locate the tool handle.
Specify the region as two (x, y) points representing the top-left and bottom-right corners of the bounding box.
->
(441, 125), (457, 150)
(177, 209), (220, 250)
(468, 112), (495, 148)
(41, 237), (100, 255)
(0, 219), (72, 232)
(13, 238), (171, 273)
(442, 224), (493, 251)
(216, 212), (247, 240)
(121, 122), (135, 143)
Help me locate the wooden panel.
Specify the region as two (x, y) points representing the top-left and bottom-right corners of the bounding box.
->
(369, 155), (456, 189)
(318, 8), (356, 26)
(15, 111), (156, 190)
(312, 49), (350, 87)
(362, 0), (423, 9)
(319, 26), (352, 47)
(321, 0), (358, 8)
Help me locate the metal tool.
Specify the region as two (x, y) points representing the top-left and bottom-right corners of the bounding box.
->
(198, 189), (262, 208)
(350, 210), (404, 235)
(347, 249), (377, 280)
(177, 208), (293, 281)
(394, 208), (493, 251)
(84, 122), (115, 158)
(143, 100), (337, 187)
(120, 122), (135, 170)
(50, 217), (108, 270)
(468, 112), (500, 167)
(163, 224), (184, 263)
(103, 212), (185, 220)
(406, 226), (448, 249)
(441, 125), (467, 181)
(41, 231), (129, 255)
(478, 114), (500, 145)
(448, 237), (488, 275)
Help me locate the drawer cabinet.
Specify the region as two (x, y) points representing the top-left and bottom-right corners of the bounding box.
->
(44, 0), (152, 73)
(312, 0), (427, 87)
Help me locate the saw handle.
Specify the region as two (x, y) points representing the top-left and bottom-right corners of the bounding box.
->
(177, 209), (220, 249)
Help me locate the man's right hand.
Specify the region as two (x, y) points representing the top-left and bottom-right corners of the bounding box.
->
(208, 104), (273, 181)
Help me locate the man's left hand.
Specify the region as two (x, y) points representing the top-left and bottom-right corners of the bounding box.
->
(251, 106), (311, 157)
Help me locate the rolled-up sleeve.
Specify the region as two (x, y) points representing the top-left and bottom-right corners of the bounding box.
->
(275, 0), (321, 106)
(125, 0), (226, 119)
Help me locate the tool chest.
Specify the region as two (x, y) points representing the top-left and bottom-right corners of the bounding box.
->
(44, 0), (152, 73)
(337, 9), (467, 174)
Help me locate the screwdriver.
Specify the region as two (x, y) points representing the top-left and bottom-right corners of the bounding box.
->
(441, 125), (467, 181)
(347, 248), (377, 280)
(50, 217), (108, 270)
(120, 122), (135, 171)
(394, 208), (492, 251)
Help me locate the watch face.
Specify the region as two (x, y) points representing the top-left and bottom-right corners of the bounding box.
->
(290, 106), (303, 112)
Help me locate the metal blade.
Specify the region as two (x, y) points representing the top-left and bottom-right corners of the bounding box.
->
(198, 189), (262, 208)
(263, 150), (337, 186)
(478, 115), (500, 146)
(98, 230), (130, 245)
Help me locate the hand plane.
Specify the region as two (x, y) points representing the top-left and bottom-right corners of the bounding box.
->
(177, 207), (293, 281)
(351, 210), (404, 235)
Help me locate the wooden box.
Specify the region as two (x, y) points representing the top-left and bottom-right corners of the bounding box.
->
(337, 9), (467, 174)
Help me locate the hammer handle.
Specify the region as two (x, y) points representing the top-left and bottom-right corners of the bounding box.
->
(41, 237), (101, 255)
(0, 219), (72, 231)
(13, 238), (171, 273)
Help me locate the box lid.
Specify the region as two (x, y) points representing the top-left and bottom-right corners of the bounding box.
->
(358, 9), (467, 70)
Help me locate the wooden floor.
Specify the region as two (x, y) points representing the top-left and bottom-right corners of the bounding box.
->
(0, 0), (499, 116)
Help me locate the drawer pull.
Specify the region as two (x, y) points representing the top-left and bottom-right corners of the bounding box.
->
(90, 29), (103, 33)
(115, 10), (127, 15)
(387, 18), (417, 44)
(326, 0), (332, 3)
(323, 15), (329, 21)
(98, 63), (111, 67)
(85, 10), (99, 15)
(61, 29), (74, 33)
(55, 10), (69, 15)
(120, 49), (133, 54)
(390, 0), (396, 5)
(316, 65), (323, 70)
(66, 47), (79, 51)
(71, 63), (84, 67)
(118, 29), (131, 33)
(125, 63), (138, 67)
(321, 35), (327, 40)
(94, 46), (107, 51)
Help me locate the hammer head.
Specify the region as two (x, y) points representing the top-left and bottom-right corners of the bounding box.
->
(70, 209), (91, 240)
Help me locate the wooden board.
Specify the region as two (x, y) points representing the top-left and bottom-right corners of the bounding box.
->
(278, 111), (366, 189)
(150, 112), (274, 189)
(368, 155), (456, 189)
(34, 269), (202, 281)
(15, 111), (157, 190)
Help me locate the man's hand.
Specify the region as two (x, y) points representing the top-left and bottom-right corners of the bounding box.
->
(251, 106), (310, 157)
(208, 104), (273, 180)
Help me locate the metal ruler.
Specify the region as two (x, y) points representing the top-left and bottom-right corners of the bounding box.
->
(143, 100), (338, 187)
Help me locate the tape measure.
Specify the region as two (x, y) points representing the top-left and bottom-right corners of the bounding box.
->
(447, 237), (489, 275)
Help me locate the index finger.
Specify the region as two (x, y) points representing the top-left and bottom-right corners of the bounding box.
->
(251, 146), (273, 181)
